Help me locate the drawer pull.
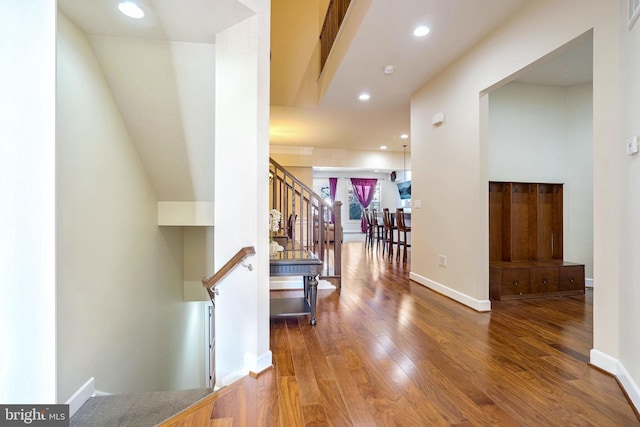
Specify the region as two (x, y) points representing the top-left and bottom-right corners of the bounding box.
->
(542, 278), (548, 285)
(513, 280), (519, 287)
(569, 277), (575, 283)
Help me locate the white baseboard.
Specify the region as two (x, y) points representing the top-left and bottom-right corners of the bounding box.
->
(245, 350), (273, 375)
(64, 376), (115, 417)
(409, 273), (592, 309)
(590, 349), (640, 412)
(590, 349), (618, 372)
(219, 350), (273, 388)
(65, 377), (95, 418)
(409, 272), (492, 312)
(219, 366), (250, 388)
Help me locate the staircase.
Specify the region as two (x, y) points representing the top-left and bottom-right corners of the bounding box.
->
(71, 167), (343, 426)
(70, 388), (212, 427)
(270, 157), (342, 287)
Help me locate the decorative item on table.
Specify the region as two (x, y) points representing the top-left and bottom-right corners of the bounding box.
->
(269, 209), (284, 256)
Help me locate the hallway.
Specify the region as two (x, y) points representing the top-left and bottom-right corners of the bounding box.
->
(164, 241), (639, 426)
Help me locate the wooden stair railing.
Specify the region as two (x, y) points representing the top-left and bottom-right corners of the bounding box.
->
(270, 157), (342, 287)
(201, 246), (256, 301)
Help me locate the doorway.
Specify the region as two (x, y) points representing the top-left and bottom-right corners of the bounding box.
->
(484, 32), (594, 289)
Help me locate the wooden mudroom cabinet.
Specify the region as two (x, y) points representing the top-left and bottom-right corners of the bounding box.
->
(489, 181), (585, 301)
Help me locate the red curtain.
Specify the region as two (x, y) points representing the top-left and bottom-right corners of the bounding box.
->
(329, 177), (338, 222)
(350, 178), (377, 232)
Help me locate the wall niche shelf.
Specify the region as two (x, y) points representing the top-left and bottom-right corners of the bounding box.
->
(489, 181), (585, 300)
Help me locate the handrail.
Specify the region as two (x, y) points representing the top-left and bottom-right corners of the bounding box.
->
(202, 246), (256, 293)
(270, 158), (331, 209)
(270, 158), (342, 287)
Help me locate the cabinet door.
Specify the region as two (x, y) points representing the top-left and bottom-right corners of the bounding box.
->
(536, 184), (563, 260)
(530, 267), (559, 293)
(489, 183), (505, 262)
(559, 265), (584, 291)
(509, 183), (536, 261)
(500, 269), (530, 297)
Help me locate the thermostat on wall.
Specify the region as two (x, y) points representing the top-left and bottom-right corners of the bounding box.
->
(432, 112), (445, 127)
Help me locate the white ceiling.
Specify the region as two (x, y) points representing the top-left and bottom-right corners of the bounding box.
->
(58, 0), (254, 43)
(272, 0), (591, 153)
(57, 0), (593, 197)
(272, 0), (533, 153)
(515, 35), (593, 86)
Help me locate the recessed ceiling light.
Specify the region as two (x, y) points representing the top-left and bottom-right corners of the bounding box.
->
(383, 65), (395, 75)
(380, 145), (387, 150)
(118, 1), (145, 19)
(413, 25), (430, 37)
(400, 134), (409, 139)
(358, 93), (371, 101)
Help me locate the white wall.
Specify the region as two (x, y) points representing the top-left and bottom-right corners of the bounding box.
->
(271, 146), (409, 171)
(488, 82), (594, 277)
(565, 84), (594, 278)
(57, 13), (204, 399)
(0, 1), (57, 403)
(287, 166), (314, 188)
(184, 227), (215, 301)
(489, 83), (568, 181)
(86, 37), (216, 202)
(410, 0), (621, 371)
(618, 0), (640, 405)
(214, 0), (272, 386)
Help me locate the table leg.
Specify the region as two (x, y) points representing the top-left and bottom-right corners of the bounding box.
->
(307, 274), (318, 326)
(303, 275), (309, 300)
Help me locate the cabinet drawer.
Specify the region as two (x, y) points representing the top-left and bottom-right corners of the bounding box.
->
(559, 265), (585, 291)
(530, 267), (558, 293)
(500, 269), (530, 296)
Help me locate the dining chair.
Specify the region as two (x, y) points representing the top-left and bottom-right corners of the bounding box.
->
(287, 213), (297, 244)
(362, 209), (372, 249)
(382, 208), (397, 259)
(371, 209), (384, 251)
(396, 208), (411, 263)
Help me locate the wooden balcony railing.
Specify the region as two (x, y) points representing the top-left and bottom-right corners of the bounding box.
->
(320, 0), (352, 72)
(270, 158), (342, 287)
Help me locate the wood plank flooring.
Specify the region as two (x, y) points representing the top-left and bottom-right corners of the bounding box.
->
(162, 242), (639, 426)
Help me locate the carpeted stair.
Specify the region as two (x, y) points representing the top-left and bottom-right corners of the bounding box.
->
(70, 388), (212, 427)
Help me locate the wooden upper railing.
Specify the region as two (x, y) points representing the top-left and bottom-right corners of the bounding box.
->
(270, 158), (342, 286)
(320, 0), (352, 72)
(202, 246), (256, 301)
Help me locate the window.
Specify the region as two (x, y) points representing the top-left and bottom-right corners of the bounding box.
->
(320, 186), (331, 204)
(370, 183), (381, 212)
(347, 182), (381, 220)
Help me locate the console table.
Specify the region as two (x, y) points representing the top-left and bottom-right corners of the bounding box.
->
(269, 249), (323, 325)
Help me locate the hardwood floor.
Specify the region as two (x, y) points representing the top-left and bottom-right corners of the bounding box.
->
(162, 242), (639, 426)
